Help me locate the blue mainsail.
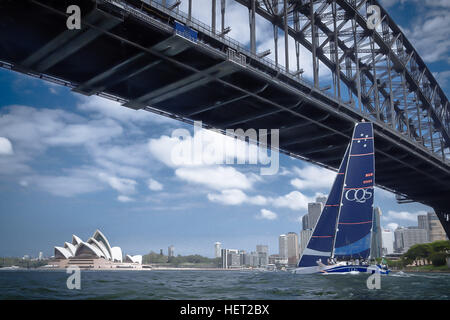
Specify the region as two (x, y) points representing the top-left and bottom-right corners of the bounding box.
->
(333, 122), (375, 260)
(297, 145), (350, 267)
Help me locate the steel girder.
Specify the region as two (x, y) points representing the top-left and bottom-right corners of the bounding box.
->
(234, 0), (449, 163)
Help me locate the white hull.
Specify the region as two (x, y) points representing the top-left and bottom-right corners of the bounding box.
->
(293, 262), (390, 275)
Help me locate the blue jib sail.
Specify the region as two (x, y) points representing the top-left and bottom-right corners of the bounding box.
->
(333, 122), (375, 260)
(297, 145), (350, 267)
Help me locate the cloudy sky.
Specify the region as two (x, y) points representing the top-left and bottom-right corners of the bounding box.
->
(0, 0), (447, 258)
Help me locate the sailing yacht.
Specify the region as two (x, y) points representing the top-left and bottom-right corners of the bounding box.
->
(293, 121), (390, 275)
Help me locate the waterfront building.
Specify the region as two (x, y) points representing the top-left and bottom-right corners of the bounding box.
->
(229, 251), (240, 268)
(417, 212), (447, 242)
(418, 214), (429, 234)
(269, 254), (288, 265)
(54, 229), (124, 262)
(394, 227), (428, 253)
(221, 248), (228, 268)
(299, 229), (313, 257)
(38, 252), (43, 260)
(214, 242), (222, 258)
(221, 249), (240, 268)
(124, 254), (143, 264)
(305, 202), (323, 230)
(427, 212), (447, 242)
(381, 229), (394, 255)
(278, 234), (288, 260)
(287, 232), (299, 265)
(250, 252), (259, 267)
(370, 207), (383, 259)
(256, 245), (268, 266)
(168, 245), (174, 257)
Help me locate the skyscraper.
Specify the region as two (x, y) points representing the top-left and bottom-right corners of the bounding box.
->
(299, 200), (323, 258)
(394, 227), (428, 253)
(370, 207), (383, 259)
(38, 252), (43, 260)
(417, 214), (429, 233)
(256, 245), (268, 266)
(286, 232), (299, 265)
(305, 202), (323, 230)
(214, 242), (222, 258)
(381, 229), (394, 255)
(168, 245), (174, 257)
(299, 229), (313, 257)
(278, 234), (288, 260)
(427, 212), (447, 242)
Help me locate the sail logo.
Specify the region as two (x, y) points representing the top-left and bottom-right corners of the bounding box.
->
(345, 188), (373, 203)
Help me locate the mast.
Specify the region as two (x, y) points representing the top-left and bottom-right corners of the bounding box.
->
(331, 125), (356, 259)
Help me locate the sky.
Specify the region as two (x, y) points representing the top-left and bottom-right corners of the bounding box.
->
(0, 0), (448, 258)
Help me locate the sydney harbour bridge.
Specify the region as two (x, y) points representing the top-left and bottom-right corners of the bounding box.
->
(0, 0), (449, 237)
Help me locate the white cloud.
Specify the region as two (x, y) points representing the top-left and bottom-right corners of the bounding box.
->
(384, 210), (427, 223)
(0, 137), (13, 155)
(76, 95), (172, 124)
(175, 166), (253, 190)
(117, 195), (135, 203)
(43, 119), (123, 146)
(400, 2), (450, 65)
(98, 173), (137, 195)
(30, 174), (104, 197)
(290, 165), (336, 191)
(386, 223), (399, 231)
(256, 209), (277, 220)
(148, 178), (163, 191)
(272, 191), (312, 211)
(207, 189), (268, 206)
(207, 189), (248, 206)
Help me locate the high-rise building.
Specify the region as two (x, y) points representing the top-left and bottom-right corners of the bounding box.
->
(221, 248), (239, 268)
(38, 252), (43, 260)
(305, 202), (323, 230)
(278, 234), (288, 260)
(286, 232), (299, 265)
(228, 250), (240, 268)
(394, 227), (428, 253)
(427, 212), (447, 242)
(250, 252), (259, 267)
(299, 229), (313, 256)
(168, 245), (174, 257)
(256, 245), (268, 266)
(381, 229), (394, 255)
(371, 207), (383, 259)
(221, 248), (228, 268)
(243, 252), (251, 266)
(417, 214), (429, 233)
(214, 242), (222, 258)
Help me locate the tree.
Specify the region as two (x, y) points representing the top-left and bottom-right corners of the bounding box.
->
(404, 243), (432, 261)
(430, 240), (450, 253)
(430, 252), (447, 266)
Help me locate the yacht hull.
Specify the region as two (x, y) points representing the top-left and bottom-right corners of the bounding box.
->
(293, 264), (390, 275)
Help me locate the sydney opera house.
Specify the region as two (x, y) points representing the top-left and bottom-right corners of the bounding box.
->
(52, 229), (144, 269)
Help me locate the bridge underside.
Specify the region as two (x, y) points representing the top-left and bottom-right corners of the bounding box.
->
(0, 0), (449, 236)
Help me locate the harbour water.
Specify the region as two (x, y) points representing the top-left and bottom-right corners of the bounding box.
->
(0, 269), (449, 300)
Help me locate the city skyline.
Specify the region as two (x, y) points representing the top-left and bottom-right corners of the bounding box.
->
(1, 0), (446, 258)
